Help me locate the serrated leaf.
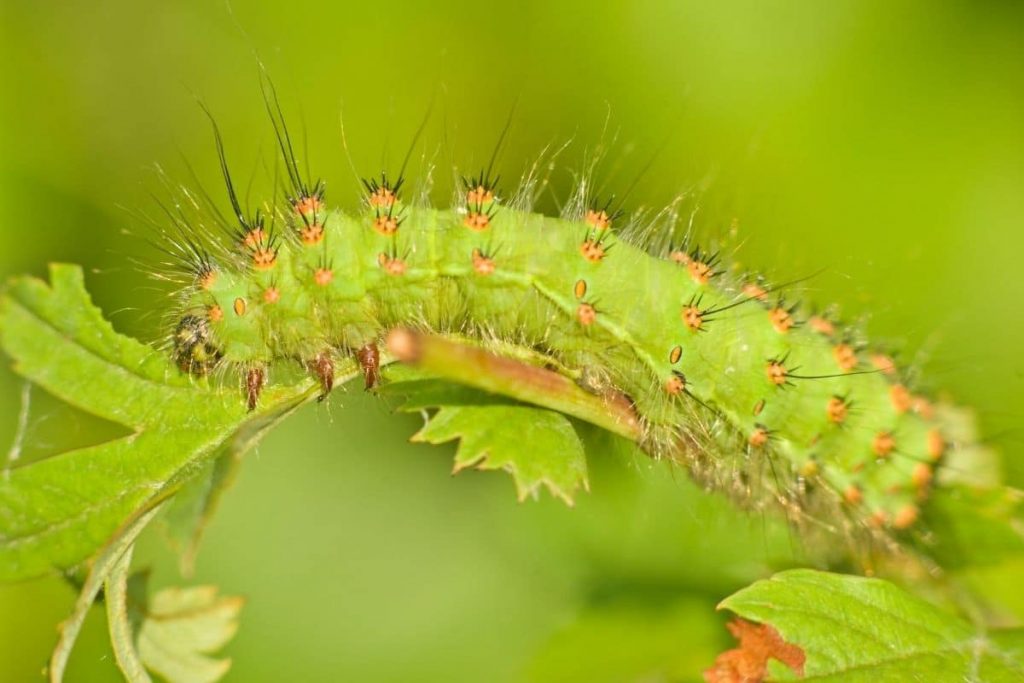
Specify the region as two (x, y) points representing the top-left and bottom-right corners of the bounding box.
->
(717, 569), (1024, 682)
(0, 265), (350, 581)
(133, 584), (244, 683)
(410, 403), (588, 505)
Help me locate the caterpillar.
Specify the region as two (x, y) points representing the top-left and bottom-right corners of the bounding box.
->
(161, 92), (984, 553)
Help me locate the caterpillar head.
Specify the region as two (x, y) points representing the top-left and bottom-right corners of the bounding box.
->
(173, 314), (222, 375)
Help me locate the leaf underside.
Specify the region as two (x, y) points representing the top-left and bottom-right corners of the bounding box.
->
(718, 569), (1024, 682)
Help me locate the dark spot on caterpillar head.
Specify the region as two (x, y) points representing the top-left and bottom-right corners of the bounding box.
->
(173, 314), (222, 376)
(574, 279), (587, 299)
(472, 248), (495, 276)
(681, 304), (703, 331)
(894, 504), (918, 529)
(669, 345), (682, 364)
(263, 287), (280, 304)
(576, 303), (596, 326)
(580, 239), (606, 262)
(233, 298), (247, 317)
(769, 306), (795, 333)
(665, 371), (686, 395)
(314, 267), (334, 286)
(927, 429), (946, 460)
(890, 384), (911, 414)
(300, 223), (326, 244)
(749, 425), (770, 447)
(872, 431), (895, 458)
(372, 215), (399, 236)
(809, 316), (835, 336)
(208, 305), (224, 323)
(826, 395), (848, 424)
(833, 344), (858, 371)
(753, 398), (765, 416)
(585, 209), (612, 231)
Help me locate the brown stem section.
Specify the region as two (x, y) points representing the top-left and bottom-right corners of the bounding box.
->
(385, 328), (642, 441)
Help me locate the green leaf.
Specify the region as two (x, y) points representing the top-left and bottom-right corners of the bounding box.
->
(49, 502), (165, 683)
(160, 448), (246, 577)
(408, 402), (589, 505)
(133, 584), (243, 683)
(105, 546), (152, 683)
(718, 569), (1024, 682)
(106, 556), (244, 683)
(0, 265), (351, 581)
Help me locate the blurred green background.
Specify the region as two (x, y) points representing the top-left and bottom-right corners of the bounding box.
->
(1, 1), (1022, 681)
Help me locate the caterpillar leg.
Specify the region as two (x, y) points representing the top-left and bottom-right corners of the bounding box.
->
(356, 343), (381, 390)
(245, 367), (265, 412)
(309, 351), (335, 401)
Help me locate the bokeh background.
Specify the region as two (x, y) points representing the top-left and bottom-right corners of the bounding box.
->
(2, 1), (1023, 681)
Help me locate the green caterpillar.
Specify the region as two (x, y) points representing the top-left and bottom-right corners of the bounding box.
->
(166, 106), (974, 542)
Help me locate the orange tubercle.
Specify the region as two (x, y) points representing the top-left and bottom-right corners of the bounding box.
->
(768, 307), (794, 333)
(833, 344), (858, 371)
(464, 212), (490, 231)
(766, 361), (787, 386)
(579, 240), (606, 262)
(681, 305), (703, 331)
(300, 223), (325, 245)
(687, 260), (713, 285)
(665, 373), (686, 396)
(889, 384), (912, 414)
(577, 303), (597, 326)
(372, 216), (399, 236)
(314, 268), (334, 287)
(872, 431), (896, 458)
(826, 396), (848, 424)
(585, 209), (612, 231)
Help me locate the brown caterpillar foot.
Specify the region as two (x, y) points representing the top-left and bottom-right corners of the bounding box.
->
(356, 343), (381, 390)
(246, 367), (265, 412)
(309, 351), (335, 401)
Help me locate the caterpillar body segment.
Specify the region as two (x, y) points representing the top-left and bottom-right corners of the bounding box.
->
(177, 192), (951, 533)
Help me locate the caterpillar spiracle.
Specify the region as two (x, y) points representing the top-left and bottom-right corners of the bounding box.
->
(163, 97), (987, 555)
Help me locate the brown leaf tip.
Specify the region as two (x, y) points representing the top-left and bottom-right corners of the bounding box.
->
(704, 618), (806, 683)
